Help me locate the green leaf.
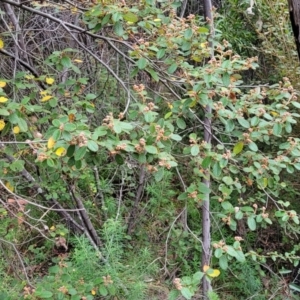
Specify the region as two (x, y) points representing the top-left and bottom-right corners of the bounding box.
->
(214, 248), (223, 258)
(235, 250), (246, 262)
(61, 56), (72, 68)
(145, 145), (157, 154)
(192, 271), (204, 283)
(87, 140), (99, 152)
(292, 101), (300, 109)
(67, 145), (75, 157)
(144, 111), (157, 123)
(9, 160), (25, 172)
(235, 211), (243, 220)
(99, 285), (108, 296)
(68, 288), (77, 295)
(289, 283), (300, 292)
(168, 290), (180, 300)
(115, 154), (124, 165)
(198, 27), (209, 33)
(167, 63), (178, 74)
(198, 182), (211, 194)
(52, 129), (61, 141)
(46, 158), (55, 168)
(0, 109), (9, 116)
(225, 119), (235, 132)
(184, 28), (193, 39)
(154, 168), (164, 182)
(17, 118), (27, 132)
(64, 123), (76, 132)
(222, 72), (230, 87)
(94, 126), (107, 137)
(137, 57), (148, 70)
(157, 49), (166, 59)
(75, 159), (82, 169)
(38, 291), (53, 299)
(222, 176), (234, 185)
(219, 255), (228, 270)
(123, 12), (138, 23)
(226, 246), (238, 258)
(164, 111), (172, 119)
(113, 21), (124, 36)
(221, 201), (233, 211)
(147, 68), (159, 81)
(247, 216), (256, 231)
(181, 287), (193, 300)
(74, 146), (87, 161)
(233, 141), (244, 155)
(251, 116), (260, 126)
(170, 134), (182, 141)
(202, 156), (211, 168)
(248, 142), (258, 152)
(237, 118), (250, 128)
(113, 120), (133, 133)
(176, 118), (186, 129)
(178, 192), (188, 200)
(273, 123), (282, 136)
(191, 145), (199, 156)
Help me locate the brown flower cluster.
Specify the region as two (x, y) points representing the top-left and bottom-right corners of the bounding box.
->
(70, 132), (88, 147)
(158, 159), (171, 169)
(143, 102), (155, 112)
(173, 278), (182, 290)
(155, 125), (168, 142)
(103, 275), (113, 286)
(102, 112), (114, 130)
(146, 164), (158, 173)
(135, 138), (146, 153)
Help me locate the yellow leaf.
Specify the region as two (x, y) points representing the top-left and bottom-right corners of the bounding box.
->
(189, 100), (197, 108)
(0, 96), (8, 103)
(68, 113), (75, 122)
(41, 95), (52, 102)
(200, 42), (206, 48)
(45, 77), (55, 85)
(91, 289), (96, 295)
(203, 265), (210, 272)
(203, 265), (220, 277)
(55, 147), (66, 157)
(154, 18), (161, 22)
(25, 74), (35, 80)
(5, 182), (14, 192)
(47, 137), (55, 149)
(40, 90), (49, 95)
(50, 226), (55, 231)
(13, 126), (20, 134)
(0, 120), (5, 131)
(0, 81), (6, 88)
(0, 39), (4, 49)
(270, 111), (279, 117)
(207, 269), (220, 278)
(73, 59), (83, 63)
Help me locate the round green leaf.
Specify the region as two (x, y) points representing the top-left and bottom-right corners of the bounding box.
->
(74, 146), (87, 161)
(247, 216), (256, 231)
(145, 145), (158, 154)
(233, 141), (244, 155)
(87, 140), (99, 152)
(248, 142), (258, 152)
(237, 118), (250, 128)
(191, 145), (199, 156)
(137, 57), (148, 70)
(176, 118), (186, 129)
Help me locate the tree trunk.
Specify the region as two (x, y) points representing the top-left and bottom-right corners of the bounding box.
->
(202, 0), (214, 297)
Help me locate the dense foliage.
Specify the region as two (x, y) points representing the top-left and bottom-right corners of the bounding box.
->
(1, 0), (300, 299)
